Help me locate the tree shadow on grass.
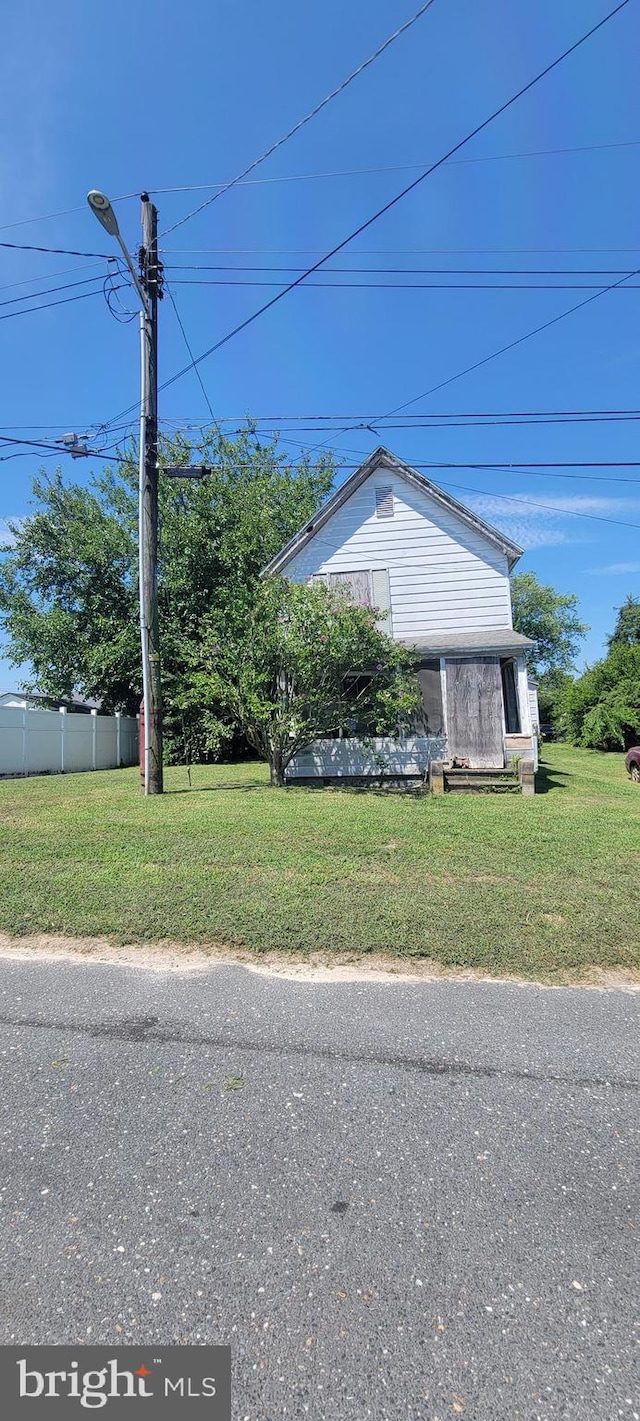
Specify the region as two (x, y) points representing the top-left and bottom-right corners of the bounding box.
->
(167, 781), (268, 795)
(535, 763), (570, 795)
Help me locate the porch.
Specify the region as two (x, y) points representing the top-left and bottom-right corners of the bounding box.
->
(284, 629), (537, 791)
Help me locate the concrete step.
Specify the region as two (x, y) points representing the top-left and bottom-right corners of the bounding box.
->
(446, 781), (521, 794)
(444, 766), (521, 794)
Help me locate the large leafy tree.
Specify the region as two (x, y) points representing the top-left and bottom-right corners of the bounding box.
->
(607, 593), (640, 649)
(510, 571), (588, 677)
(192, 576), (421, 785)
(560, 642), (640, 751)
(0, 428), (335, 758)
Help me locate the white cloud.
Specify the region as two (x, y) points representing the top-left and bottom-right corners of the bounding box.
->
(586, 561), (640, 576)
(468, 492), (640, 519)
(460, 489), (640, 553)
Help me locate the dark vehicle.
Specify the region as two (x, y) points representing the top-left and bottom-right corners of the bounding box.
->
(624, 746), (640, 782)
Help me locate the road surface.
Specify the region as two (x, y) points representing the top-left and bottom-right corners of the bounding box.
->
(0, 955), (637, 1420)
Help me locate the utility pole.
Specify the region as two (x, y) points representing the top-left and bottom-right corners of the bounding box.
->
(139, 194), (163, 793)
(88, 188), (174, 797)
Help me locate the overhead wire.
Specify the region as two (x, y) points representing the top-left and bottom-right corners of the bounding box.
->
(0, 239), (111, 258)
(148, 138), (640, 201)
(103, 0), (631, 429)
(0, 273), (117, 310)
(168, 277), (640, 290)
(384, 266), (640, 417)
(160, 0), (440, 238)
(163, 263), (639, 275)
(0, 286), (122, 323)
(0, 260), (108, 295)
(433, 479), (640, 531)
(161, 245), (640, 256)
(3, 136), (634, 239)
(164, 281), (215, 420)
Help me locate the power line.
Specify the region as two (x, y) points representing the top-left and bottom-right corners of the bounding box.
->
(383, 266), (640, 417)
(164, 263), (638, 275)
(0, 287), (117, 323)
(0, 274), (113, 311)
(160, 0), (439, 239)
(0, 434), (127, 463)
(435, 479), (640, 532)
(176, 415), (640, 433)
(142, 139), (640, 202)
(169, 277), (640, 290)
(150, 406), (640, 421)
(381, 459), (640, 468)
(2, 135), (633, 240)
(106, 0), (630, 425)
(0, 260), (106, 295)
(6, 432), (640, 504)
(164, 282), (215, 420)
(0, 239), (111, 259)
(161, 245), (640, 256)
(420, 462), (640, 487)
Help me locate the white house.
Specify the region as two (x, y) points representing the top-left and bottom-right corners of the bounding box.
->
(262, 447), (537, 788)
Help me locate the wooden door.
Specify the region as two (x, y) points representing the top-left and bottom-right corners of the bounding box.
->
(445, 658), (505, 767)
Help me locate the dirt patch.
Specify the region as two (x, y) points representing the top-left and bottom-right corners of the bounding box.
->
(0, 933), (638, 991)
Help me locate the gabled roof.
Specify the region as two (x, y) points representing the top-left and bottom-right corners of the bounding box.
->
(262, 447), (524, 575)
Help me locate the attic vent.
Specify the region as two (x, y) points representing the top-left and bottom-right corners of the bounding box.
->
(375, 486), (394, 518)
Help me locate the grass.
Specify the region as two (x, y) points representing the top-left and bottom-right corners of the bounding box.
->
(0, 743), (638, 981)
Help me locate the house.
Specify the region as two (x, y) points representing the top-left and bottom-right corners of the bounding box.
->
(262, 447), (537, 790)
(0, 692), (100, 714)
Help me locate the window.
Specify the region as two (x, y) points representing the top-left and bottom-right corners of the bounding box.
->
(414, 660), (444, 736)
(375, 486), (394, 518)
(328, 570), (372, 607)
(500, 658), (521, 734)
(342, 673), (374, 736)
(310, 568), (393, 635)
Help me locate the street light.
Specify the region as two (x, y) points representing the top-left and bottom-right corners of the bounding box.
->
(87, 191), (149, 311)
(87, 188), (161, 795)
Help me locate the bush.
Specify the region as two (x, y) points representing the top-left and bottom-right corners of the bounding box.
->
(560, 643), (640, 750)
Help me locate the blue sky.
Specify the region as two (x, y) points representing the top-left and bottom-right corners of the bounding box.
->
(1, 0), (639, 690)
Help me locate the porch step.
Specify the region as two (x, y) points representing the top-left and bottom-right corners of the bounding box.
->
(444, 766), (520, 794)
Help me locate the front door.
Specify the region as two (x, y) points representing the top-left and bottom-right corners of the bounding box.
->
(445, 657), (505, 768)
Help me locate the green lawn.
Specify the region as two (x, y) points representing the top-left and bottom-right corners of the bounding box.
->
(0, 744), (638, 981)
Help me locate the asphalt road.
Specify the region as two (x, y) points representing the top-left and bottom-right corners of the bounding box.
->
(0, 956), (638, 1421)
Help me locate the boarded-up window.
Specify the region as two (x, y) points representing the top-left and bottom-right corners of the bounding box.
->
(310, 568), (392, 634)
(375, 486), (394, 518)
(415, 660), (444, 735)
(500, 658), (521, 734)
(328, 570), (372, 607)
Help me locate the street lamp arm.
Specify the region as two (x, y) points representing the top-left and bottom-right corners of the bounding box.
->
(115, 233), (149, 313)
(87, 190), (149, 313)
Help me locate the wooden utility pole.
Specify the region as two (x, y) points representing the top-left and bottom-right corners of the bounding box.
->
(140, 194), (163, 793)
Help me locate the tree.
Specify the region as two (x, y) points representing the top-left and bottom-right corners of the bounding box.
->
(607, 593), (640, 649)
(535, 667), (574, 733)
(0, 428), (335, 759)
(192, 576), (421, 786)
(510, 571), (588, 677)
(559, 642), (640, 750)
(0, 472), (139, 711)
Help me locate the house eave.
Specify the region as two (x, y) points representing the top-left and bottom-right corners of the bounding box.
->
(260, 447), (524, 577)
(400, 629), (535, 657)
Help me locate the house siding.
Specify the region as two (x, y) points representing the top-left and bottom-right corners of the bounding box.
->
(285, 735), (447, 781)
(285, 471), (512, 639)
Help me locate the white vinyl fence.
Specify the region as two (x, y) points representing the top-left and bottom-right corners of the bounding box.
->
(0, 706), (139, 778)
